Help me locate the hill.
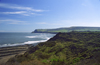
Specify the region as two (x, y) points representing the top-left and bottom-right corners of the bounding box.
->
(32, 26), (100, 33)
(6, 32), (100, 65)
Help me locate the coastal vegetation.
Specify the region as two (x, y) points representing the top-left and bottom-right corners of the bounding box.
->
(32, 27), (100, 33)
(6, 32), (100, 65)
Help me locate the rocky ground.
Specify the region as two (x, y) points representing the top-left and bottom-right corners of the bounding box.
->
(0, 45), (31, 65)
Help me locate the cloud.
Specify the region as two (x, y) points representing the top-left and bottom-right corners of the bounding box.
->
(0, 3), (45, 16)
(0, 11), (36, 16)
(0, 3), (44, 12)
(0, 19), (28, 24)
(1, 11), (27, 14)
(36, 22), (47, 24)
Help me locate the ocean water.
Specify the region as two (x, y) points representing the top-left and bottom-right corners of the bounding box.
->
(0, 32), (55, 47)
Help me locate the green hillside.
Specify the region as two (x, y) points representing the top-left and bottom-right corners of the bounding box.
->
(6, 32), (100, 65)
(32, 27), (100, 33)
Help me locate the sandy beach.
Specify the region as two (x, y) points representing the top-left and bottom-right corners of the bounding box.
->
(0, 44), (32, 65)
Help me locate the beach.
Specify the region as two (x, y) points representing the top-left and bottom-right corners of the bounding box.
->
(0, 44), (31, 65)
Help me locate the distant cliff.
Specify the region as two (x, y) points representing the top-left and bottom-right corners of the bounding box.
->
(32, 26), (100, 33)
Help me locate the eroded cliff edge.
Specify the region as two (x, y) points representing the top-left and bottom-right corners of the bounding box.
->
(6, 32), (100, 65)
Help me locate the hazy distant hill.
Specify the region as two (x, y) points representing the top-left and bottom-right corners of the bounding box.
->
(32, 26), (100, 33)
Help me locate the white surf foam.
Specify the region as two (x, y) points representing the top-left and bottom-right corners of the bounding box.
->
(0, 40), (47, 47)
(25, 36), (38, 38)
(26, 35), (50, 40)
(0, 33), (54, 47)
(23, 40), (47, 44)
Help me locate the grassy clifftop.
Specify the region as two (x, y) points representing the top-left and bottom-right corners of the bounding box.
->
(32, 26), (100, 33)
(6, 32), (100, 65)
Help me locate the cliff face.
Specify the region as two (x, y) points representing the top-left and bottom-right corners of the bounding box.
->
(32, 29), (58, 33)
(6, 32), (100, 65)
(32, 26), (100, 33)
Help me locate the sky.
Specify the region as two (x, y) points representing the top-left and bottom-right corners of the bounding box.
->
(0, 0), (100, 32)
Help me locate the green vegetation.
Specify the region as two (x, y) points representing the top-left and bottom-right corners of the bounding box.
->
(32, 27), (100, 33)
(6, 32), (100, 65)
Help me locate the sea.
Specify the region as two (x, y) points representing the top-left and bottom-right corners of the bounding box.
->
(0, 32), (55, 47)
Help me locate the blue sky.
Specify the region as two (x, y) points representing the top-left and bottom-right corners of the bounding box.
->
(0, 0), (100, 32)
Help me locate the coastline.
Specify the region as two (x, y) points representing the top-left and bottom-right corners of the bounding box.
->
(0, 44), (32, 65)
(0, 33), (55, 65)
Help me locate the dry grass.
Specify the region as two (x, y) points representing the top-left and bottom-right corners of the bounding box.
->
(21, 59), (50, 65)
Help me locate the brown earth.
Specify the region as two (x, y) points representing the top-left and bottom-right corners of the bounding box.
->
(0, 45), (31, 65)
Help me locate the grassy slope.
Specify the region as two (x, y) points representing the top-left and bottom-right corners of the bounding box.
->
(33, 27), (100, 33)
(6, 32), (100, 65)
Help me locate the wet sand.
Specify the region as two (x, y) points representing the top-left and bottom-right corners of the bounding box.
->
(0, 44), (32, 65)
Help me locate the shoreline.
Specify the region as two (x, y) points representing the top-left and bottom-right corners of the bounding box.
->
(0, 44), (32, 65)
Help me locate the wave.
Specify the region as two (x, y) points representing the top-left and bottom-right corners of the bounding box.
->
(25, 35), (50, 40)
(0, 39), (47, 48)
(23, 40), (47, 44)
(0, 33), (54, 48)
(25, 36), (38, 38)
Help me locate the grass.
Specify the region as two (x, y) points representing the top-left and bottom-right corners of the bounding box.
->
(6, 32), (100, 65)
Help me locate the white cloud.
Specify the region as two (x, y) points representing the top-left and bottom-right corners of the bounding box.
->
(0, 3), (44, 12)
(0, 3), (45, 16)
(0, 19), (28, 24)
(36, 22), (47, 24)
(1, 11), (27, 14)
(0, 11), (36, 16)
